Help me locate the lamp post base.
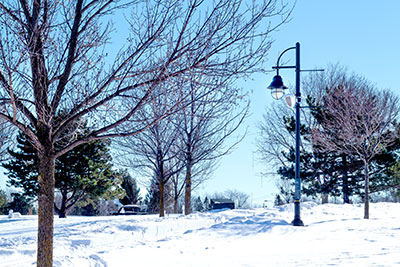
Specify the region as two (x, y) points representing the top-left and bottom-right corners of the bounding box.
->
(291, 218), (304, 226)
(291, 200), (304, 226)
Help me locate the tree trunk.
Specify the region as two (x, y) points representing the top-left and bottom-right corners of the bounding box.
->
(173, 178), (179, 214)
(159, 179), (165, 217)
(58, 192), (68, 218)
(364, 160), (370, 219)
(321, 193), (329, 204)
(37, 153), (56, 267)
(173, 197), (178, 214)
(342, 154), (350, 204)
(184, 161), (192, 215)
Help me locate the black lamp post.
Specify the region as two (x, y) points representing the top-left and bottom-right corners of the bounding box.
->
(268, 42), (303, 226)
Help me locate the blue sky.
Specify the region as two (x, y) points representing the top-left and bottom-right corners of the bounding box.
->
(198, 0), (400, 205)
(1, 1), (400, 206)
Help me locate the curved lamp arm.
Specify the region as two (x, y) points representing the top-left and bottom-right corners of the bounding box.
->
(275, 46), (296, 75)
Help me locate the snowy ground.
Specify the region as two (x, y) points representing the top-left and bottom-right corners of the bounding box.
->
(1, 202), (400, 267)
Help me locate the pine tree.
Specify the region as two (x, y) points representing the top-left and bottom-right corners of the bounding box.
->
(274, 194), (284, 206)
(144, 179), (161, 214)
(119, 170), (141, 205)
(388, 162), (400, 200)
(7, 193), (31, 215)
(369, 123), (400, 196)
(144, 176), (172, 214)
(277, 112), (342, 203)
(3, 131), (118, 218)
(0, 189), (7, 214)
(3, 133), (39, 198)
(310, 95), (364, 202)
(278, 96), (365, 203)
(193, 196), (204, 212)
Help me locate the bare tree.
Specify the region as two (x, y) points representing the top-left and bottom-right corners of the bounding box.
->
(208, 189), (250, 208)
(224, 189), (250, 208)
(256, 101), (326, 200)
(118, 85), (183, 217)
(170, 170), (185, 213)
(169, 157), (212, 213)
(302, 64), (365, 204)
(0, 1), (290, 265)
(274, 177), (293, 204)
(257, 102), (295, 168)
(258, 65), (373, 204)
(175, 79), (249, 215)
(0, 119), (16, 160)
(313, 82), (399, 219)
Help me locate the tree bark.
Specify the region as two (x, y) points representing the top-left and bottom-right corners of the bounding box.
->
(37, 153), (56, 267)
(159, 179), (165, 217)
(364, 160), (370, 219)
(342, 154), (350, 204)
(172, 180), (179, 214)
(173, 197), (178, 214)
(184, 161), (192, 215)
(58, 192), (67, 218)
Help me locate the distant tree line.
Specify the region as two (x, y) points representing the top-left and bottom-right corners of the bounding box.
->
(258, 64), (400, 218)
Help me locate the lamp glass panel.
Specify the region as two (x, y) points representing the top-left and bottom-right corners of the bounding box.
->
(271, 88), (283, 100)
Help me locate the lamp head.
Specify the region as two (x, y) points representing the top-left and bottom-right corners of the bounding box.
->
(285, 94), (296, 108)
(268, 75), (288, 100)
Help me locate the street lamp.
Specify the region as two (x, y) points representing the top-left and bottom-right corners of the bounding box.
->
(268, 42), (303, 226)
(268, 75), (288, 100)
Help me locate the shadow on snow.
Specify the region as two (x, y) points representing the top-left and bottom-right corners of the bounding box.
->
(185, 211), (290, 237)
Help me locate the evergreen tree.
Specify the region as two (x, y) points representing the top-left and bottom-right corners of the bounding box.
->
(3, 131), (118, 218)
(72, 202), (98, 216)
(3, 133), (39, 198)
(389, 162), (400, 200)
(278, 96), (365, 203)
(144, 176), (172, 214)
(193, 196), (204, 212)
(0, 189), (7, 214)
(119, 170), (141, 205)
(144, 179), (160, 214)
(368, 122), (400, 196)
(277, 111), (342, 203)
(70, 190), (123, 216)
(7, 193), (31, 215)
(310, 95), (364, 202)
(274, 194), (284, 206)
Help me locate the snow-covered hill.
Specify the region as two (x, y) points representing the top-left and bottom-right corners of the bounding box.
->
(1, 202), (399, 266)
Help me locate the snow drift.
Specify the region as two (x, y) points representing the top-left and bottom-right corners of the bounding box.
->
(1, 202), (399, 266)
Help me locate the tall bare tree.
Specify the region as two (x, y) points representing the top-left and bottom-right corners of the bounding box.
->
(258, 65), (375, 204)
(118, 85), (183, 217)
(313, 82), (399, 219)
(0, 1), (290, 265)
(257, 103), (295, 168)
(176, 80), (249, 215)
(256, 101), (329, 201)
(0, 119), (15, 160)
(224, 189), (250, 208)
(169, 156), (212, 213)
(302, 64), (365, 203)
